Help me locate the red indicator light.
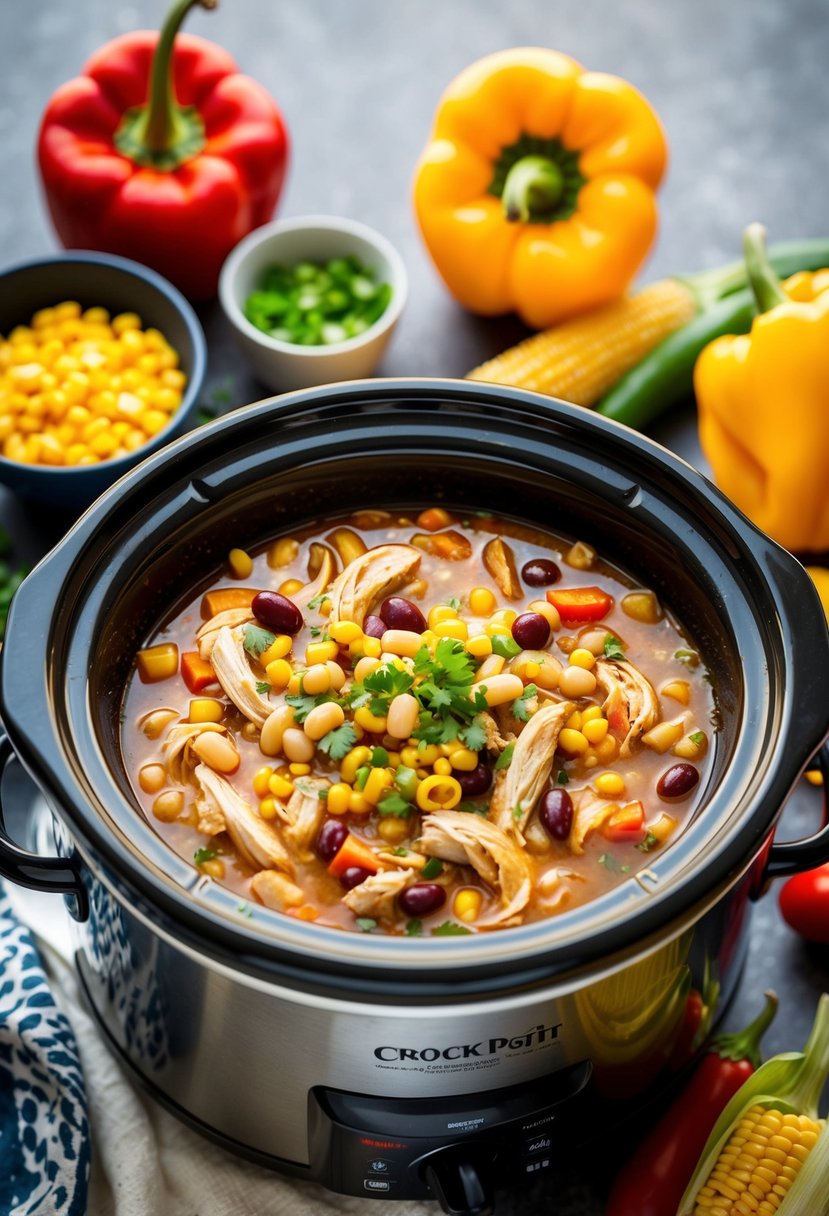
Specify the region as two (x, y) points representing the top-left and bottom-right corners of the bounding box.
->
(359, 1137), (408, 1150)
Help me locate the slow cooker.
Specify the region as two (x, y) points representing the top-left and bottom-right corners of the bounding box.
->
(1, 380), (827, 1215)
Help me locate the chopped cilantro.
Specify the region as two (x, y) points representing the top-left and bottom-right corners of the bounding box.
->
(318, 788), (328, 800)
(307, 592), (331, 611)
(432, 921), (473, 937)
(255, 680), (271, 695)
(236, 901), (254, 918)
(674, 648), (700, 668)
(356, 918), (377, 933)
(194, 847), (217, 865)
(309, 625), (322, 638)
(512, 683), (537, 723)
(411, 639), (487, 745)
(350, 660), (415, 716)
(598, 853), (630, 874)
(459, 717), (487, 752)
(370, 746), (390, 767)
(636, 831), (660, 853)
(557, 769), (570, 785)
(316, 723), (359, 761)
(512, 803), (524, 821)
(405, 919), (423, 937)
(421, 858), (443, 879)
(445, 595), (461, 610)
(603, 635), (626, 660)
(243, 624), (276, 656)
(392, 846), (409, 857)
(376, 791), (412, 817)
(494, 742), (515, 771)
(285, 689), (333, 723)
(491, 634), (521, 659)
(689, 730), (705, 745)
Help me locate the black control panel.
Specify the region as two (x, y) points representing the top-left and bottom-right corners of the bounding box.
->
(307, 1062), (591, 1213)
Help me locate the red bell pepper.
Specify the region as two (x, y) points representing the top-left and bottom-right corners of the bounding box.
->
(546, 585), (613, 623)
(606, 991), (778, 1216)
(37, 0), (289, 300)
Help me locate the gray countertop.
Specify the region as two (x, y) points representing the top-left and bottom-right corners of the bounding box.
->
(1, 2), (828, 1212)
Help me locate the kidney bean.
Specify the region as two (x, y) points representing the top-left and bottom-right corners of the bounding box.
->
(457, 763), (493, 797)
(399, 883), (447, 917)
(539, 788), (574, 840)
(363, 614), (386, 639)
(252, 590), (303, 636)
(512, 612), (551, 650)
(380, 596), (427, 633)
(657, 763), (700, 801)
(522, 558), (561, 587)
(316, 818), (349, 862)
(339, 865), (374, 890)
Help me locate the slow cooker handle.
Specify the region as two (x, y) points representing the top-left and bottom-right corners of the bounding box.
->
(0, 733), (89, 919)
(764, 741), (829, 879)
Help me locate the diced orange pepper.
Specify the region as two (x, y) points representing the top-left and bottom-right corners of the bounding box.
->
(181, 651), (217, 694)
(327, 833), (381, 878)
(412, 530), (473, 560)
(546, 586), (613, 623)
(416, 507), (453, 532)
(602, 800), (646, 842)
(200, 587), (256, 618)
(136, 642), (179, 683)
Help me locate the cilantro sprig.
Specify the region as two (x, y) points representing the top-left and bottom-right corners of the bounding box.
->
(316, 723), (359, 761)
(512, 683), (537, 723)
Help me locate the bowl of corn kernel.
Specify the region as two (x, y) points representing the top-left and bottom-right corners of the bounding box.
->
(0, 251), (207, 507)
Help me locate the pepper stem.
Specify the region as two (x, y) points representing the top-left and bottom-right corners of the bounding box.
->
(710, 991), (778, 1068)
(502, 156), (565, 224)
(744, 222), (789, 313)
(113, 0), (216, 170)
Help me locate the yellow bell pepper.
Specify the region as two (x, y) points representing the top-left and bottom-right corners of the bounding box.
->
(412, 48), (667, 329)
(696, 223), (829, 554)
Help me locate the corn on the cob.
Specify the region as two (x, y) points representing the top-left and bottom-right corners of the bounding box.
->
(691, 1104), (822, 1214)
(466, 278), (698, 406)
(678, 994), (829, 1216)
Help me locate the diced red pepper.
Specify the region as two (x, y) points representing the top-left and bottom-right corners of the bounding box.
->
(546, 585), (614, 623)
(181, 650), (217, 694)
(327, 834), (381, 879)
(602, 800), (645, 842)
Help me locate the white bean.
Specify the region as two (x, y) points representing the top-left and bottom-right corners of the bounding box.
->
(190, 731), (240, 774)
(558, 666), (598, 698)
(386, 693), (420, 739)
(304, 702), (345, 741)
(282, 728), (316, 763)
(260, 705), (295, 757)
(480, 673), (525, 707)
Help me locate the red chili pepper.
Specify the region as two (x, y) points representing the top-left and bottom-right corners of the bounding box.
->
(546, 585), (613, 623)
(779, 862), (829, 944)
(606, 991), (778, 1216)
(37, 0), (289, 300)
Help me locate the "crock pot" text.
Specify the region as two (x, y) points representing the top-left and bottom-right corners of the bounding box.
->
(373, 1023), (562, 1062)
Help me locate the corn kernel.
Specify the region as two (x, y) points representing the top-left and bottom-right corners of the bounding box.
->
(453, 888), (483, 922)
(428, 604), (459, 628)
(305, 639), (339, 664)
(325, 783), (351, 815)
(594, 772), (626, 798)
(433, 757), (453, 775)
(200, 858), (226, 880)
(267, 536), (299, 567)
(362, 636), (382, 659)
(449, 748), (479, 771)
(341, 746), (372, 783)
(268, 774), (295, 799)
(559, 728), (589, 755)
(329, 620), (362, 645)
(265, 658), (293, 689)
(260, 636), (293, 664)
(348, 792), (372, 815)
(484, 622), (512, 638)
(565, 710), (583, 731)
(466, 634), (493, 658)
(490, 609), (517, 627)
(569, 647), (596, 669)
(279, 578), (304, 596)
(355, 707), (388, 734)
(377, 817), (410, 843)
(400, 746), (421, 767)
(594, 735), (619, 762)
(253, 766), (274, 798)
(259, 797), (278, 819)
(434, 618), (468, 641)
(469, 587), (497, 616)
(582, 717), (609, 744)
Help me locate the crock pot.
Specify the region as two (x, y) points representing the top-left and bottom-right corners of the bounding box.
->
(1, 380), (827, 1215)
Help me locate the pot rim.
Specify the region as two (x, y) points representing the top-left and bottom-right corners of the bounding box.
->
(2, 378), (827, 995)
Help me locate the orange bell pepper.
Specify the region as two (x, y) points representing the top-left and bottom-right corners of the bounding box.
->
(413, 48), (667, 329)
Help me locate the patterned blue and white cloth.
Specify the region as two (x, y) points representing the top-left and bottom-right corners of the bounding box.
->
(0, 884), (89, 1216)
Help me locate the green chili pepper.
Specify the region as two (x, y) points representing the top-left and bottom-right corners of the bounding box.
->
(596, 237), (829, 429)
(244, 254), (391, 346)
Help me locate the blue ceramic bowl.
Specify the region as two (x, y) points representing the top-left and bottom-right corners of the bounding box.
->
(0, 251), (207, 508)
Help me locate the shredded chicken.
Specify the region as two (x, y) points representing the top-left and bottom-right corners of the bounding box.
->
(594, 658), (660, 758)
(482, 537), (522, 599)
(196, 607), (255, 660)
(536, 867), (585, 912)
(292, 546), (338, 613)
(277, 778), (328, 861)
(490, 700), (574, 837)
(194, 764), (293, 873)
(569, 787), (618, 855)
(163, 721), (226, 784)
(479, 711), (512, 755)
(251, 870), (305, 911)
(342, 869), (414, 920)
(328, 544), (421, 626)
(417, 811), (532, 926)
(210, 626), (273, 728)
